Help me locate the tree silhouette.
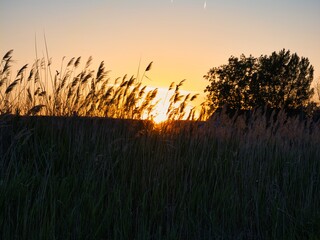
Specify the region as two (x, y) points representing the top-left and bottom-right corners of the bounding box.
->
(204, 49), (314, 111)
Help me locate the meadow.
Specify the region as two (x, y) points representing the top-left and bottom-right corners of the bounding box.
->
(1, 50), (320, 239)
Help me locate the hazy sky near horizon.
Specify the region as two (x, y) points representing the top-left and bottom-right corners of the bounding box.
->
(1, 0), (320, 101)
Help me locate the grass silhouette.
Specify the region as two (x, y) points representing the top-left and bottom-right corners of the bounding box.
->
(1, 50), (320, 239)
(0, 50), (201, 121)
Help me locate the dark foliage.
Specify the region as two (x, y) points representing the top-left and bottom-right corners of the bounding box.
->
(204, 49), (314, 111)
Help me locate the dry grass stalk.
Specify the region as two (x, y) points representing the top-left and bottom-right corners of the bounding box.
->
(0, 51), (204, 121)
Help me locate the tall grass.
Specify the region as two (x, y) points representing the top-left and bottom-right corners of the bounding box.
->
(1, 50), (320, 239)
(0, 50), (201, 121)
(1, 112), (319, 239)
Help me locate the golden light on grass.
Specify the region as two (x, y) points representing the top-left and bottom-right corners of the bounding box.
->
(0, 51), (204, 121)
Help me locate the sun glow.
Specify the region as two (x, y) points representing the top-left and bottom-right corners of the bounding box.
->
(152, 105), (169, 124)
(142, 85), (200, 124)
(149, 90), (171, 124)
(150, 95), (196, 124)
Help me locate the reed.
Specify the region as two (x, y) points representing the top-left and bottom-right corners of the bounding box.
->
(1, 50), (319, 239)
(0, 50), (201, 121)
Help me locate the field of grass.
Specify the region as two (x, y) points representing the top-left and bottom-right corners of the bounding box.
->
(1, 113), (320, 239)
(1, 50), (320, 239)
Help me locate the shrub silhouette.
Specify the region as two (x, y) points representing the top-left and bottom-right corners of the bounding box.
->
(204, 49), (314, 112)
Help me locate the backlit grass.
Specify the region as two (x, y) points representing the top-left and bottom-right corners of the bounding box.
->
(1, 50), (320, 239)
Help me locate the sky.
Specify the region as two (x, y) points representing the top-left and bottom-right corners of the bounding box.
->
(1, 0), (320, 106)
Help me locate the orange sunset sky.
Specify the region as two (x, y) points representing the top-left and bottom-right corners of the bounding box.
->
(1, 0), (320, 107)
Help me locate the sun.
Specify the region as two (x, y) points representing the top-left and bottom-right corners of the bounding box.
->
(143, 86), (171, 124)
(150, 96), (171, 124)
(152, 110), (168, 124)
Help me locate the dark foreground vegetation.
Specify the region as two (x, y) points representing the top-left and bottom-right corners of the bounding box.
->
(1, 113), (320, 240)
(1, 49), (320, 239)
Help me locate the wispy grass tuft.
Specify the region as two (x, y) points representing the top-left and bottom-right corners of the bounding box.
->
(0, 51), (201, 121)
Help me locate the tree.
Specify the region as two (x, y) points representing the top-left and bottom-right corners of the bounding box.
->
(204, 49), (314, 111)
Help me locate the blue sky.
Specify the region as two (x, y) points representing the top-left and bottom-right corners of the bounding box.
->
(1, 0), (320, 102)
